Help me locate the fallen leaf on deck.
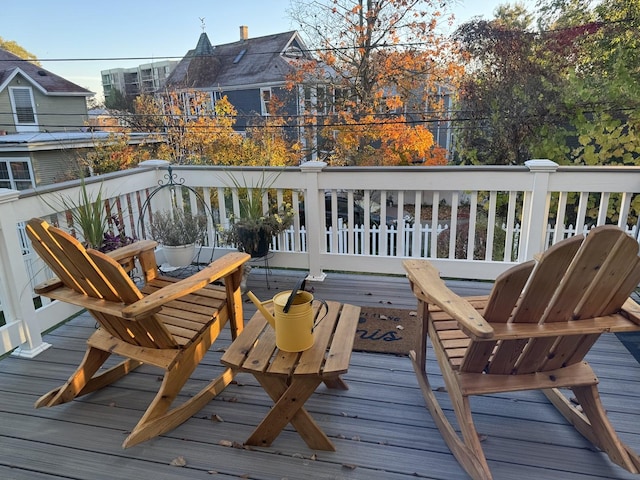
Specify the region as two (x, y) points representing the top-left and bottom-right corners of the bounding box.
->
(342, 464), (357, 470)
(210, 414), (224, 422)
(218, 439), (233, 447)
(170, 456), (187, 466)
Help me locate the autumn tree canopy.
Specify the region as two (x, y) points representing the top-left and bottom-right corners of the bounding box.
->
(124, 91), (300, 166)
(288, 0), (462, 166)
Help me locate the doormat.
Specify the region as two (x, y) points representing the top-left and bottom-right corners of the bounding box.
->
(353, 306), (421, 355)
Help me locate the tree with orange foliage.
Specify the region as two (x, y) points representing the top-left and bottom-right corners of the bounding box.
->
(289, 0), (462, 166)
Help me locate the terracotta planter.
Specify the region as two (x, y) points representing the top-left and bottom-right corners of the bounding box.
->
(162, 243), (196, 267)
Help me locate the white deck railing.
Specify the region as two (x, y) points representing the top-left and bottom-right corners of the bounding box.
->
(1, 159), (639, 357)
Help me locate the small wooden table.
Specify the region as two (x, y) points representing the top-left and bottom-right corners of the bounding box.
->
(221, 300), (360, 451)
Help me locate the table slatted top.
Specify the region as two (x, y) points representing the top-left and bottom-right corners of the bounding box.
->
(221, 301), (360, 378)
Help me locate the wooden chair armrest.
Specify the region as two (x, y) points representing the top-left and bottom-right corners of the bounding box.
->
(35, 240), (159, 294)
(122, 252), (250, 319)
(106, 239), (158, 262)
(106, 239), (159, 280)
(34, 277), (63, 294)
(35, 286), (144, 317)
(489, 313), (640, 339)
(621, 297), (640, 326)
(403, 259), (494, 339)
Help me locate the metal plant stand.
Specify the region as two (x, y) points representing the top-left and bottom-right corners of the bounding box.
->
(138, 164), (217, 272)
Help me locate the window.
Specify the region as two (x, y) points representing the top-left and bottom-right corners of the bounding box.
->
(9, 87), (38, 132)
(260, 87), (272, 116)
(0, 159), (35, 190)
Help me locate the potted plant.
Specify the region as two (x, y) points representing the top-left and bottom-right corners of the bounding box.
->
(219, 173), (294, 258)
(42, 179), (136, 253)
(149, 207), (207, 267)
(222, 205), (294, 258)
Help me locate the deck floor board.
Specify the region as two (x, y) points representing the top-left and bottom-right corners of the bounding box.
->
(1, 268), (639, 479)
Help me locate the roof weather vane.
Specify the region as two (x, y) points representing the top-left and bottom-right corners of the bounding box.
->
(199, 17), (206, 32)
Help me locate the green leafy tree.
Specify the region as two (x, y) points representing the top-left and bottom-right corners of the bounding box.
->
(453, 5), (566, 164)
(454, 0), (640, 167)
(551, 0), (640, 166)
(105, 87), (134, 112)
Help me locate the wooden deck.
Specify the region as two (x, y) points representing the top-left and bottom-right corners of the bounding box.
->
(1, 266), (640, 479)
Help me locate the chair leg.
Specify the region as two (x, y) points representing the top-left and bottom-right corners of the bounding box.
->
(35, 346), (112, 408)
(122, 366), (235, 448)
(545, 386), (640, 473)
(409, 351), (493, 480)
(122, 321), (237, 448)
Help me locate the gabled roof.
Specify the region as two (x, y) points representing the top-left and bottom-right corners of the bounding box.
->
(0, 48), (93, 96)
(165, 30), (312, 90)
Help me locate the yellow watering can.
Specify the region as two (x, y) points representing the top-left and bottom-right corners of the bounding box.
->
(247, 278), (327, 352)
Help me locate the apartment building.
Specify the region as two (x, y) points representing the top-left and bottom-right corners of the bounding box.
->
(101, 60), (178, 101)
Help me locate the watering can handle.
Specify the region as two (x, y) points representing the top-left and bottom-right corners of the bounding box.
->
(283, 277), (306, 313)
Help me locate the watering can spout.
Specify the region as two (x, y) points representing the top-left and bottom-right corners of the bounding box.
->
(246, 291), (276, 328)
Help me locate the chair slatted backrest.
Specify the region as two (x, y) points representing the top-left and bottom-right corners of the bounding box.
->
(27, 218), (178, 349)
(462, 226), (640, 375)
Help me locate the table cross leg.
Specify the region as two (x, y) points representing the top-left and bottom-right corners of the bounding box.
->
(247, 375), (335, 451)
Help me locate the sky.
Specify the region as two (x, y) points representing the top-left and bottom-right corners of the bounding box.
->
(1, 0), (537, 100)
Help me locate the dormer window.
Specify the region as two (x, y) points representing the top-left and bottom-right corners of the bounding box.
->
(233, 49), (247, 64)
(9, 87), (38, 132)
(283, 46), (304, 59)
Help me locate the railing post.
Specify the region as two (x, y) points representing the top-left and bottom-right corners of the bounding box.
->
(300, 161), (327, 281)
(0, 189), (51, 358)
(520, 159), (559, 261)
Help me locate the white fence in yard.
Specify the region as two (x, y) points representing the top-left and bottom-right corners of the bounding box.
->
(1, 159), (639, 357)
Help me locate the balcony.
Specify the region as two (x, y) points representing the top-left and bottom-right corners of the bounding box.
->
(1, 160), (639, 478)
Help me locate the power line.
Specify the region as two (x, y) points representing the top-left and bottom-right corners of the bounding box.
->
(1, 17), (638, 65)
(1, 103), (637, 133)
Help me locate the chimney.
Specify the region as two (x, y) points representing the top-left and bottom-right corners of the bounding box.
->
(240, 25), (248, 40)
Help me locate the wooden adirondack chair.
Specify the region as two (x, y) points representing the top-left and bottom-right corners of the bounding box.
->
(26, 217), (250, 448)
(403, 225), (640, 480)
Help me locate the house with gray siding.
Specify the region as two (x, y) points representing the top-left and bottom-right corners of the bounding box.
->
(165, 27), (327, 161)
